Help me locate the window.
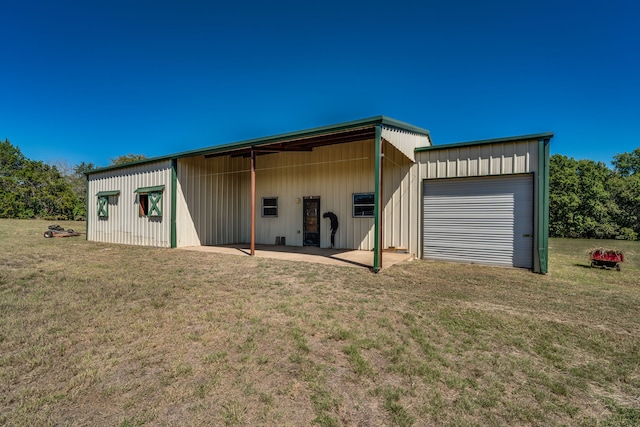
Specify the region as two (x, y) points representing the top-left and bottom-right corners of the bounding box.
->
(96, 190), (120, 218)
(135, 185), (165, 217)
(353, 193), (375, 217)
(262, 197), (278, 217)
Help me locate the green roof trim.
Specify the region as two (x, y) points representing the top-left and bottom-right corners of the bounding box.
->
(96, 190), (121, 197)
(135, 185), (165, 193)
(86, 116), (431, 175)
(415, 132), (554, 152)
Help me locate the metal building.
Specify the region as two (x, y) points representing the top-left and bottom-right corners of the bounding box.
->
(86, 116), (552, 272)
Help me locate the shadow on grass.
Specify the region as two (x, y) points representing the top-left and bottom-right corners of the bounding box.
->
(574, 263), (621, 271)
(574, 263), (593, 269)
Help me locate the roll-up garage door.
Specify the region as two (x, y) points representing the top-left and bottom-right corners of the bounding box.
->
(423, 175), (533, 268)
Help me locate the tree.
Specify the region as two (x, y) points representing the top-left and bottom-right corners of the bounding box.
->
(67, 162), (97, 220)
(549, 155), (582, 237)
(612, 147), (640, 177)
(110, 154), (146, 165)
(575, 159), (617, 238)
(0, 139), (80, 220)
(608, 173), (640, 240)
(0, 138), (29, 218)
(74, 162), (97, 175)
(549, 155), (619, 239)
(609, 146), (640, 240)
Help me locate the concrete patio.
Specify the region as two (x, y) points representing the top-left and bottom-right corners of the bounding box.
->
(180, 244), (413, 270)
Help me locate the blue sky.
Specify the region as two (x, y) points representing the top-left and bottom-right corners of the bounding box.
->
(2, 0), (638, 169)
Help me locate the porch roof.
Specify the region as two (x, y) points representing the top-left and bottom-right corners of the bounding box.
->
(87, 116), (431, 175)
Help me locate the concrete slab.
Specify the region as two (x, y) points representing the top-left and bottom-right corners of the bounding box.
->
(180, 244), (413, 270)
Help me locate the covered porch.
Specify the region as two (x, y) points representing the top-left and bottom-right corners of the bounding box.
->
(174, 116), (431, 271)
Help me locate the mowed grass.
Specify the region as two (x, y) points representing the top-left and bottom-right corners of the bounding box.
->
(1, 219), (639, 426)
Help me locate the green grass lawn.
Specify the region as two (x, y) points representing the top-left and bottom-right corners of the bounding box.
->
(1, 219), (638, 426)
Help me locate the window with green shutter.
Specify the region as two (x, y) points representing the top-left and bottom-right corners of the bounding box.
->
(98, 196), (109, 217)
(135, 185), (165, 217)
(96, 191), (120, 218)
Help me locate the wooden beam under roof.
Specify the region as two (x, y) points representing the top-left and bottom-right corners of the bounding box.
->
(203, 126), (376, 159)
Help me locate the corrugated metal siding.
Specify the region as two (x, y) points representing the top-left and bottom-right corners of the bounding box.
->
(175, 139), (416, 252)
(87, 161), (173, 247)
(417, 140), (539, 179)
(382, 141), (419, 253)
(381, 126), (431, 162)
(176, 155), (250, 246)
(422, 175), (533, 268)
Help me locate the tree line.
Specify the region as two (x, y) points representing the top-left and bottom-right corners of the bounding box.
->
(1, 138), (639, 240)
(550, 148), (640, 240)
(0, 138), (144, 220)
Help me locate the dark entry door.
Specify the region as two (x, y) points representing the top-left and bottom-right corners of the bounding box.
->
(303, 197), (320, 246)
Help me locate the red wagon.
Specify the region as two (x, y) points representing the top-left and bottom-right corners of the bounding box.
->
(590, 249), (624, 271)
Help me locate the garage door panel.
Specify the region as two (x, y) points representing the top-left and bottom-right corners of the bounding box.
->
(423, 175), (533, 268)
(425, 227), (513, 239)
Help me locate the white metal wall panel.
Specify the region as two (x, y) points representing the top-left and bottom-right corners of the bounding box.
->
(254, 139), (376, 249)
(176, 155), (251, 247)
(87, 161), (173, 247)
(381, 126), (431, 162)
(417, 140), (539, 179)
(382, 141), (420, 254)
(422, 175), (533, 268)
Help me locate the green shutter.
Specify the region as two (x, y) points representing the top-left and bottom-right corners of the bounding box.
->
(97, 196), (109, 217)
(149, 192), (163, 216)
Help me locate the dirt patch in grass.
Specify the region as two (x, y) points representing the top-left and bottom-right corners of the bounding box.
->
(1, 220), (639, 426)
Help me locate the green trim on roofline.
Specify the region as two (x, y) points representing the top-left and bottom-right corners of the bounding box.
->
(86, 116), (431, 176)
(96, 190), (121, 197)
(135, 185), (165, 193)
(415, 132), (554, 152)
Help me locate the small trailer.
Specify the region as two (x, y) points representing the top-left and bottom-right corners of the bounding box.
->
(590, 249), (624, 271)
(43, 225), (80, 238)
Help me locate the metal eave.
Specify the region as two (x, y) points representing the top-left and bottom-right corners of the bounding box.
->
(134, 185), (165, 193)
(96, 190), (121, 197)
(415, 132), (554, 153)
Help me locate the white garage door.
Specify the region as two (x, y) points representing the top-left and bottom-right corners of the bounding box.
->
(423, 175), (533, 268)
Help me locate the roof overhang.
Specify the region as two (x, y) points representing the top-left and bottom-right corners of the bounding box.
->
(87, 116), (431, 175)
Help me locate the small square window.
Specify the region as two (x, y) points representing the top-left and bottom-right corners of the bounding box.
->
(135, 186), (164, 217)
(353, 193), (375, 217)
(262, 197), (278, 217)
